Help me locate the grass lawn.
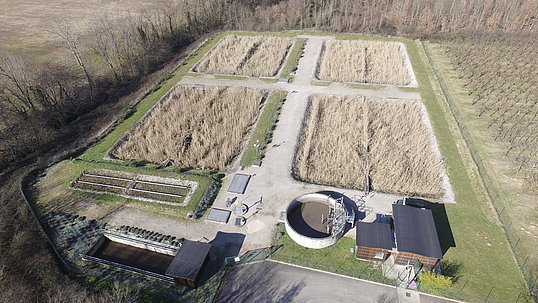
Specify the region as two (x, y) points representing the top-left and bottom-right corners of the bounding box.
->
(345, 83), (384, 90)
(270, 224), (393, 285)
(240, 90), (287, 167)
(310, 80), (331, 86)
(213, 74), (250, 81)
(397, 86), (420, 93)
(35, 160), (213, 221)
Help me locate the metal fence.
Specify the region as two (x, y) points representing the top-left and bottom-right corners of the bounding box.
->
(420, 41), (537, 302)
(223, 245), (282, 267)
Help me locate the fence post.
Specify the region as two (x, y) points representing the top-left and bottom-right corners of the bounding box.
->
(513, 237), (521, 250)
(532, 275), (538, 292)
(522, 256), (529, 269)
(484, 286), (494, 303)
(515, 291), (522, 303)
(461, 279), (468, 291)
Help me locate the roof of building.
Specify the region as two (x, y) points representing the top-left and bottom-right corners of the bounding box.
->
(165, 240), (211, 280)
(392, 204), (443, 259)
(356, 222), (393, 250)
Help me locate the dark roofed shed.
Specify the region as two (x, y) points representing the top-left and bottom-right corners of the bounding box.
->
(356, 222), (393, 250)
(165, 240), (211, 288)
(392, 204), (442, 259)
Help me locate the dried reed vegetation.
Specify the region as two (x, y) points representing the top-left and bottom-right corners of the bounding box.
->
(295, 96), (444, 197)
(113, 86), (266, 170)
(195, 35), (292, 77)
(317, 40), (411, 86)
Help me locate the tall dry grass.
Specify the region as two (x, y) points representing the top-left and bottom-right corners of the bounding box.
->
(295, 96), (368, 190)
(195, 35), (292, 77)
(113, 86), (266, 170)
(295, 96), (444, 198)
(317, 40), (411, 86)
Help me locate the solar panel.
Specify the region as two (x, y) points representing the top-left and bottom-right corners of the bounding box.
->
(227, 174), (251, 194)
(206, 208), (231, 223)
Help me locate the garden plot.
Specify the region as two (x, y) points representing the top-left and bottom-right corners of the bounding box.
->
(112, 86), (267, 170)
(71, 169), (197, 206)
(194, 35), (292, 77)
(294, 95), (445, 198)
(317, 40), (414, 86)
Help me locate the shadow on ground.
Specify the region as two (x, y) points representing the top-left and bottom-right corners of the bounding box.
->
(215, 261), (304, 303)
(198, 232), (246, 285)
(376, 291), (398, 303)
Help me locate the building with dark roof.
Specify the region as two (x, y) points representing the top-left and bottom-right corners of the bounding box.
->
(392, 204), (442, 269)
(166, 239), (212, 288)
(355, 203), (443, 271)
(355, 222), (393, 261)
(83, 234), (212, 288)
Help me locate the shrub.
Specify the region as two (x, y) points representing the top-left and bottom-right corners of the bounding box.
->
(420, 271), (453, 294)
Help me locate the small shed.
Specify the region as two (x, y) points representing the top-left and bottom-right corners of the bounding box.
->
(392, 204), (443, 270)
(165, 240), (212, 288)
(355, 222), (393, 261)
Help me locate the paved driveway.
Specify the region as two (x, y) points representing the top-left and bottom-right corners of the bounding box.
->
(215, 260), (399, 303)
(215, 260), (465, 303)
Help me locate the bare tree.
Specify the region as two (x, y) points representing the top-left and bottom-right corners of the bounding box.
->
(50, 21), (94, 101)
(0, 50), (36, 116)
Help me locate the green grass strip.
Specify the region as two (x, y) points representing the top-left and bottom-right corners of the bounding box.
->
(213, 74), (249, 81)
(310, 80), (331, 86)
(240, 90), (287, 167)
(345, 83), (384, 90)
(280, 38), (306, 80)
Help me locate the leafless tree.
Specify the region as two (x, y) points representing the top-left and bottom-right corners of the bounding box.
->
(50, 21), (94, 101)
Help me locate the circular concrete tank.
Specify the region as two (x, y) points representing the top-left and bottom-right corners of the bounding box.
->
(285, 192), (349, 249)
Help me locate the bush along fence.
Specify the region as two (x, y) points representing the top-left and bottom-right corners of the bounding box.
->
(421, 41), (537, 302)
(194, 177), (222, 219)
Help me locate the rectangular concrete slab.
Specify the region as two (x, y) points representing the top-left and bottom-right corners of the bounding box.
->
(206, 208), (231, 224)
(228, 174), (251, 194)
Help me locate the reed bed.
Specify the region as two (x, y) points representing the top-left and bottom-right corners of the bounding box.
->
(295, 96), (444, 198)
(317, 40), (411, 86)
(113, 86), (267, 170)
(195, 35), (292, 77)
